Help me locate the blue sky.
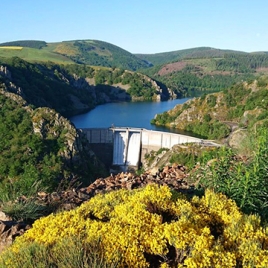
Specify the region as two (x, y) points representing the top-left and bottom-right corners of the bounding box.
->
(1, 0), (268, 53)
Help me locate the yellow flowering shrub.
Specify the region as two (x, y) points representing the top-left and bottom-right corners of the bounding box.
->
(1, 184), (268, 267)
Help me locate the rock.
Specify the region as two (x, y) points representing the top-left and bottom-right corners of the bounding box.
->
(149, 167), (160, 176)
(0, 211), (11, 221)
(0, 65), (12, 79)
(228, 128), (248, 149)
(0, 221), (30, 253)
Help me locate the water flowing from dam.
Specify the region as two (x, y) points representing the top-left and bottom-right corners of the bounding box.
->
(113, 130), (142, 166)
(126, 132), (141, 166)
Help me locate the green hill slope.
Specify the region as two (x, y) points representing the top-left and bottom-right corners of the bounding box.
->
(135, 47), (246, 66)
(140, 50), (268, 97)
(0, 46), (74, 64)
(0, 87), (107, 197)
(2, 40), (268, 98)
(0, 40), (152, 71)
(50, 40), (152, 70)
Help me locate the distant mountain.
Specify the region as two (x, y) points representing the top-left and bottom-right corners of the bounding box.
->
(135, 47), (247, 66)
(139, 48), (268, 97)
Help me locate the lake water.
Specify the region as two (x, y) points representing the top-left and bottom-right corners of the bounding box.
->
(70, 98), (190, 134)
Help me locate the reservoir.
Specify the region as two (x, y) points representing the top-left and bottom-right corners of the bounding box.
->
(70, 98), (190, 134)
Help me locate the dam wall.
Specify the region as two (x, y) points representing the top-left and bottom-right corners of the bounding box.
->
(80, 127), (205, 172)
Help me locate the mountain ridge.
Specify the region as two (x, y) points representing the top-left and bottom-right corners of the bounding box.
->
(1, 39), (267, 68)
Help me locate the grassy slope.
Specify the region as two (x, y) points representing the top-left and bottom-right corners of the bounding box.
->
(0, 40), (151, 70)
(0, 46), (74, 64)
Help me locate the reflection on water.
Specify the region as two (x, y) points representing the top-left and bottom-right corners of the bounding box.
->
(70, 98), (194, 135)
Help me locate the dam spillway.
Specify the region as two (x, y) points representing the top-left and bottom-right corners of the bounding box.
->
(80, 127), (211, 171)
(113, 129), (141, 167)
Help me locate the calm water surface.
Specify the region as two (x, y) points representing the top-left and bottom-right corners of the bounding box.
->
(70, 98), (190, 134)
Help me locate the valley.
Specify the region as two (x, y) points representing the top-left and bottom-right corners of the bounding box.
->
(0, 39), (268, 266)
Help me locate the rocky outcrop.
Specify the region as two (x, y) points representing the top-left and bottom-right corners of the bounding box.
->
(0, 212), (30, 253)
(31, 107), (101, 167)
(0, 66), (25, 97)
(0, 65), (11, 79)
(227, 128), (248, 149)
(32, 108), (78, 152)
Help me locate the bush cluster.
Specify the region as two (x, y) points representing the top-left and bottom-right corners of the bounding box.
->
(1, 184), (268, 267)
(199, 128), (268, 219)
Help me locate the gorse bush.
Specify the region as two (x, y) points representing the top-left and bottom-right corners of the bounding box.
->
(1, 184), (268, 267)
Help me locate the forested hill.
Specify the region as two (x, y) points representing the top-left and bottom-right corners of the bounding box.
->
(140, 50), (268, 97)
(151, 75), (268, 142)
(0, 82), (109, 199)
(0, 57), (173, 117)
(135, 47), (247, 66)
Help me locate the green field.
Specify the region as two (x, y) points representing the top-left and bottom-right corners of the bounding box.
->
(0, 46), (74, 64)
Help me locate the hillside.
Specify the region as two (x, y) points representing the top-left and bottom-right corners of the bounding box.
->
(135, 47), (246, 66)
(0, 57), (172, 118)
(0, 84), (108, 197)
(151, 75), (268, 143)
(0, 40), (151, 71)
(140, 51), (268, 97)
(0, 40), (74, 64)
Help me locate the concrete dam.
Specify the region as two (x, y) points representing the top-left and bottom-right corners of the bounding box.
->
(80, 127), (211, 172)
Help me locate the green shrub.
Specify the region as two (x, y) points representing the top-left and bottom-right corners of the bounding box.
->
(199, 128), (268, 219)
(206, 94), (217, 108)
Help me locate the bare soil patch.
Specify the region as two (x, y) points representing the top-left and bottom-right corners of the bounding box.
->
(158, 61), (188, 76)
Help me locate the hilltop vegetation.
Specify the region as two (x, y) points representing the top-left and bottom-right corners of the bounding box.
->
(135, 47), (246, 66)
(141, 52), (268, 97)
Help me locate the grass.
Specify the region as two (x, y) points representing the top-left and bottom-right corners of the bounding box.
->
(0, 46), (23, 50)
(46, 42), (79, 56)
(0, 237), (119, 268)
(0, 46), (74, 64)
(0, 180), (53, 224)
(184, 58), (219, 72)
